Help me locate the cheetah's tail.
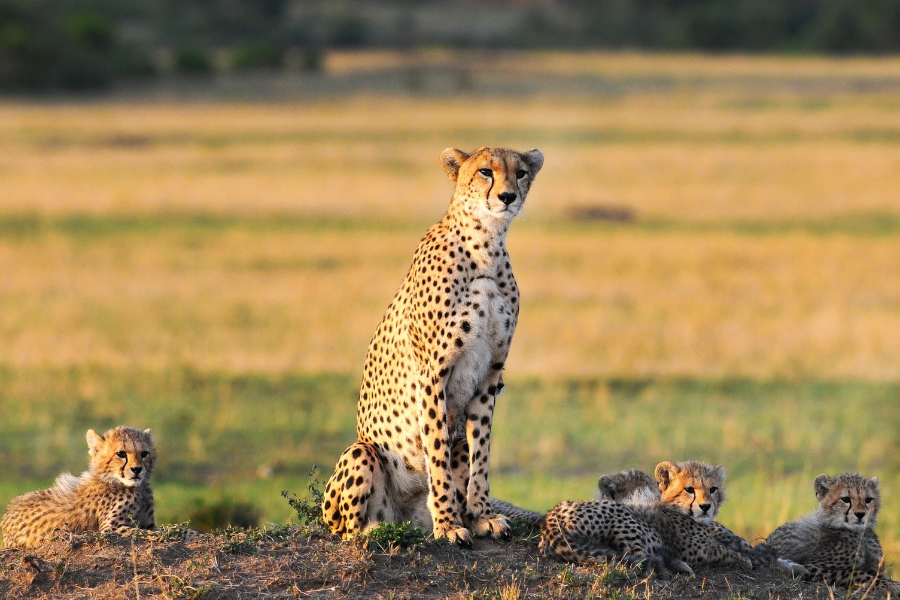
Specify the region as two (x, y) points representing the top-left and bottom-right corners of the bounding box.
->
(490, 497), (544, 528)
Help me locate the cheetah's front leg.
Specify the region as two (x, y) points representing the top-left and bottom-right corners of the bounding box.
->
(464, 377), (509, 540)
(419, 373), (473, 547)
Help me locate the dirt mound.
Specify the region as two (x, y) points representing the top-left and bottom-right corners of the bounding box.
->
(0, 526), (849, 599)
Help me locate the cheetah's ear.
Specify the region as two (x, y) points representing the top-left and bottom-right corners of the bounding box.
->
(814, 474), (833, 500)
(86, 429), (105, 455)
(440, 148), (470, 182)
(143, 428), (156, 445)
(655, 461), (678, 491)
(598, 474), (616, 500)
(521, 148), (544, 178)
(869, 476), (880, 491)
(713, 464), (726, 482)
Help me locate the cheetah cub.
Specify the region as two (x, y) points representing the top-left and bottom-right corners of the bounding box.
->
(1, 426), (156, 548)
(767, 473), (900, 593)
(655, 460), (805, 575)
(323, 147), (544, 547)
(540, 468), (753, 576)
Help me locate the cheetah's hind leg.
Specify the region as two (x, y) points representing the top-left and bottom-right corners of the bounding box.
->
(322, 443), (396, 540)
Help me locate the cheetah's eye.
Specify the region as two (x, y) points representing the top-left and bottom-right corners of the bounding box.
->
(709, 487), (718, 494)
(141, 451), (149, 458)
(478, 168), (492, 177)
(116, 451), (127, 459)
(684, 486), (695, 495)
(516, 169), (527, 179)
(865, 497), (874, 504)
(841, 496), (851, 503)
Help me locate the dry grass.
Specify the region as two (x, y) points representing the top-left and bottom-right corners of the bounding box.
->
(0, 223), (898, 379)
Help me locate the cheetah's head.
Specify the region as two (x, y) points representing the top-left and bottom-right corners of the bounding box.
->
(441, 146), (543, 225)
(814, 472), (880, 531)
(597, 469), (660, 505)
(87, 426), (157, 488)
(655, 460), (726, 524)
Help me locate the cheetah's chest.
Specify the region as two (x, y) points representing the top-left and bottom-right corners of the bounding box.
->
(443, 277), (515, 436)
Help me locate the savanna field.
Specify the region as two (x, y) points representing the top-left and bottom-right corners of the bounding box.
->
(2, 52), (900, 595)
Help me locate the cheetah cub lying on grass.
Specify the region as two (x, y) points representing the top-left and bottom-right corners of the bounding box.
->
(654, 460), (806, 575)
(767, 472), (900, 594)
(539, 466), (753, 576)
(2, 426), (158, 548)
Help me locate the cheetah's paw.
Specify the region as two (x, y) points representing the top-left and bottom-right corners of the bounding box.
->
(434, 523), (473, 548)
(470, 513), (510, 540)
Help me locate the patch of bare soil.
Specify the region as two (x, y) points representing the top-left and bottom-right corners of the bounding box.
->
(0, 526), (869, 599)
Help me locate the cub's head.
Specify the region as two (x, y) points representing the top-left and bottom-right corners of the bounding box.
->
(440, 147), (543, 224)
(87, 426), (157, 488)
(598, 469), (661, 505)
(655, 461), (726, 524)
(814, 472), (880, 530)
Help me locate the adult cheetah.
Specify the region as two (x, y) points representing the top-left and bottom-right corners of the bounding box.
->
(1, 426), (157, 548)
(322, 146), (544, 546)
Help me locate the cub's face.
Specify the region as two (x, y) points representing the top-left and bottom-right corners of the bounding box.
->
(87, 426), (157, 488)
(815, 473), (880, 530)
(441, 147), (544, 224)
(598, 469), (661, 505)
(656, 461), (726, 524)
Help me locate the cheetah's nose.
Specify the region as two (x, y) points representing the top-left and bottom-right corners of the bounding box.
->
(498, 192), (517, 206)
(131, 467), (143, 476)
(854, 511), (866, 520)
(699, 503), (711, 513)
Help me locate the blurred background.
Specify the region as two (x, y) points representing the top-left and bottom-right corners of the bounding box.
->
(2, 0), (900, 564)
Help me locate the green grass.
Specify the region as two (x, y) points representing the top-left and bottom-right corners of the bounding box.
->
(2, 212), (900, 240)
(2, 368), (900, 565)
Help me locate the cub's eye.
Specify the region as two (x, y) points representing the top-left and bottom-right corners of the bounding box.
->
(841, 496), (851, 503)
(478, 168), (492, 177)
(709, 487), (718, 494)
(684, 486), (695, 495)
(865, 497), (874, 504)
(516, 169), (527, 179)
(116, 451), (127, 459)
(141, 451), (149, 458)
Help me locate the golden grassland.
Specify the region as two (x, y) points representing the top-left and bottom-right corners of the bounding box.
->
(1, 51), (900, 566)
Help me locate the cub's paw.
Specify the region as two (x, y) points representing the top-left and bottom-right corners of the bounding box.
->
(470, 513), (510, 540)
(775, 558), (808, 578)
(734, 555), (754, 572)
(434, 523), (473, 548)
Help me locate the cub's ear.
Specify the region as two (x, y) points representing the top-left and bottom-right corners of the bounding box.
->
(598, 474), (617, 500)
(86, 429), (105, 456)
(814, 474), (833, 500)
(441, 148), (470, 182)
(869, 476), (880, 492)
(655, 461), (678, 491)
(143, 428), (156, 445)
(712, 464), (726, 482)
(521, 148), (544, 178)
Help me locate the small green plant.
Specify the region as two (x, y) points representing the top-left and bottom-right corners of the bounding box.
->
(282, 466), (326, 528)
(506, 517), (541, 542)
(365, 521), (426, 552)
(220, 525), (262, 555)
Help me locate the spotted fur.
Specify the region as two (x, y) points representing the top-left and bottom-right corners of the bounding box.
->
(767, 472), (899, 593)
(540, 469), (753, 576)
(322, 147), (544, 546)
(1, 426), (157, 548)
